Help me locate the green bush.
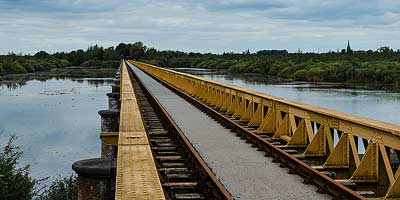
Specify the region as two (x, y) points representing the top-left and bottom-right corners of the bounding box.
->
(0, 136), (37, 200)
(0, 58), (73, 75)
(39, 175), (77, 200)
(0, 136), (78, 199)
(1, 62), (27, 74)
(294, 69), (308, 80)
(80, 60), (119, 68)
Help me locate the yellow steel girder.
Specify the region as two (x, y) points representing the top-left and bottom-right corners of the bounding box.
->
(129, 60), (400, 199)
(100, 132), (119, 145)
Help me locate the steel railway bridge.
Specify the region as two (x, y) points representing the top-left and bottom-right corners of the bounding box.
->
(73, 59), (400, 200)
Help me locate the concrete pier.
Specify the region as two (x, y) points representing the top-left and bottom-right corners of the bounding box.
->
(106, 93), (120, 110)
(98, 109), (119, 159)
(72, 158), (116, 200)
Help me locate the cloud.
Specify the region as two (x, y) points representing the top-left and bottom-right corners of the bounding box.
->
(0, 0), (399, 54)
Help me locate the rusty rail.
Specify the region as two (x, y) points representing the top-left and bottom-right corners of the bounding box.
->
(126, 60), (233, 200)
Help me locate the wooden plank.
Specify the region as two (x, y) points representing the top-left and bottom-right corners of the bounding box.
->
(115, 61), (165, 200)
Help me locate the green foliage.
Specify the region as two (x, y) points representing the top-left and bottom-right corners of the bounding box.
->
(2, 41), (400, 87)
(0, 136), (37, 200)
(1, 62), (27, 74)
(0, 136), (78, 199)
(39, 175), (77, 200)
(79, 60), (120, 68)
(0, 56), (72, 76)
(294, 69), (308, 80)
(137, 47), (400, 86)
(34, 51), (50, 59)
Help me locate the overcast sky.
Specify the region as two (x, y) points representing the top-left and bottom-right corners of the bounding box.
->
(1, 0), (400, 54)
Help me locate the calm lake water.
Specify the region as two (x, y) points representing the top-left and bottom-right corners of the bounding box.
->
(0, 77), (112, 183)
(175, 68), (400, 126)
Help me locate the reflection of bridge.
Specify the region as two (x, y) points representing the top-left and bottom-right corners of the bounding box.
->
(73, 60), (400, 199)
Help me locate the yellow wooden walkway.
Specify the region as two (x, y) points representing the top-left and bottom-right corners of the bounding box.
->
(115, 60), (165, 200)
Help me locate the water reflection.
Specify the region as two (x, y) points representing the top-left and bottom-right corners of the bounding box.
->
(0, 81), (27, 90)
(0, 76), (113, 91)
(0, 76), (113, 185)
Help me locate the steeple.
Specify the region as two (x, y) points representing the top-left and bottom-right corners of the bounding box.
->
(346, 40), (352, 54)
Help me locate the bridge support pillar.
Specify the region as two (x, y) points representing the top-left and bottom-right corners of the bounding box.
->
(72, 158), (116, 200)
(106, 93), (120, 110)
(113, 78), (120, 86)
(98, 109), (119, 159)
(111, 85), (120, 93)
(115, 72), (120, 79)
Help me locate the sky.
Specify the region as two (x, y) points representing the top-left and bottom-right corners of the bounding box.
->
(1, 0), (400, 54)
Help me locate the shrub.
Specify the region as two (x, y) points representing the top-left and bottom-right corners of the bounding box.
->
(39, 175), (77, 200)
(1, 62), (27, 74)
(294, 69), (308, 80)
(0, 136), (37, 200)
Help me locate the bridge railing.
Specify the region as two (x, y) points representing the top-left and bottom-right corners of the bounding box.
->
(130, 60), (400, 198)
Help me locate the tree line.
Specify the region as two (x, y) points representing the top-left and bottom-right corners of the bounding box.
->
(1, 42), (400, 87)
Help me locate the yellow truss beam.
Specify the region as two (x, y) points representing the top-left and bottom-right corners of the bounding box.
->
(129, 60), (400, 199)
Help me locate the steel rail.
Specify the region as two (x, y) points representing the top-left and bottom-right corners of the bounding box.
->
(126, 61), (233, 200)
(131, 61), (365, 200)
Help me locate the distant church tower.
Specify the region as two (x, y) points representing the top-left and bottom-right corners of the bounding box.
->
(346, 40), (353, 54)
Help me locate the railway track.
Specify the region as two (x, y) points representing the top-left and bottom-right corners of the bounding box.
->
(127, 64), (232, 200)
(131, 64), (367, 200)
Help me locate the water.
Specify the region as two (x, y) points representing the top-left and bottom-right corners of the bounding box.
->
(0, 77), (113, 183)
(174, 69), (400, 126)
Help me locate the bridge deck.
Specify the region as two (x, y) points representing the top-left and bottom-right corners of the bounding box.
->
(127, 61), (331, 200)
(115, 61), (165, 200)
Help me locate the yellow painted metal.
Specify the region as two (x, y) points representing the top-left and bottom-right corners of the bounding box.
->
(227, 94), (239, 115)
(100, 132), (119, 145)
(380, 144), (395, 185)
(386, 167), (400, 198)
(129, 60), (400, 198)
(232, 93), (245, 118)
(304, 119), (315, 145)
(115, 61), (165, 200)
(351, 143), (379, 182)
(220, 92), (231, 112)
(248, 101), (263, 126)
(286, 119), (308, 147)
(240, 101), (254, 122)
(323, 133), (351, 168)
(349, 135), (361, 167)
(273, 114), (289, 139)
(303, 125), (327, 156)
(257, 108), (275, 133)
(289, 113), (297, 135)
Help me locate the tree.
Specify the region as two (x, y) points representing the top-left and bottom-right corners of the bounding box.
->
(377, 46), (393, 54)
(68, 50), (85, 66)
(0, 136), (37, 200)
(39, 175), (77, 200)
(115, 43), (127, 56)
(104, 47), (119, 60)
(130, 42), (147, 59)
(34, 51), (50, 59)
